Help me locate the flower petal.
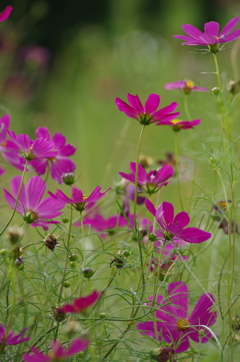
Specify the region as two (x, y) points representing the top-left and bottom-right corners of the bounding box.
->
(180, 227), (211, 243)
(127, 94), (144, 113)
(204, 21), (220, 36)
(144, 94), (160, 114)
(220, 17), (240, 37)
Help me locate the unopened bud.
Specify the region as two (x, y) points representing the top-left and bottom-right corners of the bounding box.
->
(122, 250), (131, 257)
(212, 87), (221, 96)
(150, 347), (175, 362)
(0, 249), (8, 256)
(63, 281), (71, 288)
(15, 257), (24, 269)
(99, 312), (107, 319)
(6, 225), (24, 245)
(82, 267), (94, 279)
(227, 80), (240, 95)
(232, 316), (240, 332)
(69, 261), (76, 268)
(149, 233), (157, 242)
(9, 245), (23, 260)
(62, 173), (76, 186)
(69, 254), (78, 261)
(62, 216), (69, 223)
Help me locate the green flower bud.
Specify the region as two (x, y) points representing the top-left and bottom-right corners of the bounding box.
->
(82, 267), (95, 279)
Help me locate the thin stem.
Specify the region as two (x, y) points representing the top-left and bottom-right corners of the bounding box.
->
(213, 52), (221, 90)
(80, 211), (86, 268)
(174, 132), (184, 211)
(0, 160), (28, 236)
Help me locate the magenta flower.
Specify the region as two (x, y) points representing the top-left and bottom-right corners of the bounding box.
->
(137, 281), (217, 353)
(30, 127), (76, 183)
(3, 176), (65, 230)
(146, 200), (211, 243)
(119, 162), (174, 195)
(23, 338), (89, 362)
(0, 115), (26, 171)
(115, 93), (180, 125)
(0, 6), (13, 22)
(75, 213), (133, 238)
(165, 80), (208, 94)
(8, 130), (58, 161)
(59, 290), (100, 313)
(0, 324), (30, 351)
(49, 186), (110, 213)
(174, 17), (240, 51)
(156, 118), (201, 132)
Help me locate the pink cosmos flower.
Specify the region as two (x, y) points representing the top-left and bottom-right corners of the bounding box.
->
(119, 162), (174, 195)
(30, 127), (76, 183)
(0, 6), (13, 22)
(0, 324), (30, 350)
(156, 118), (201, 132)
(0, 115), (26, 171)
(23, 338), (90, 362)
(75, 213), (134, 238)
(3, 176), (65, 230)
(174, 17), (240, 50)
(49, 186), (111, 213)
(115, 93), (180, 125)
(146, 200), (211, 243)
(8, 130), (58, 161)
(58, 290), (100, 313)
(137, 281), (217, 353)
(165, 80), (208, 94)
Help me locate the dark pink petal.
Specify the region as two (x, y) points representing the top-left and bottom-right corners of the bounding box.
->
(153, 102), (178, 118)
(8, 131), (32, 152)
(222, 28), (240, 42)
(157, 164), (174, 182)
(220, 17), (240, 37)
(118, 171), (135, 183)
(145, 199), (156, 216)
(204, 21), (219, 36)
(192, 86), (208, 92)
(26, 176), (46, 210)
(173, 211), (190, 228)
(137, 321), (164, 340)
(127, 94), (144, 113)
(86, 186), (111, 203)
(158, 201), (174, 225)
(23, 347), (49, 362)
(49, 189), (73, 203)
(129, 162), (147, 184)
(115, 98), (138, 118)
(3, 189), (24, 214)
(182, 119), (201, 129)
(144, 94), (160, 114)
(67, 338), (90, 356)
(166, 222), (183, 235)
(36, 196), (64, 218)
(164, 81), (186, 90)
(189, 293), (216, 326)
(72, 187), (84, 202)
(35, 127), (51, 141)
(32, 138), (57, 158)
(50, 158), (76, 183)
(73, 290), (100, 311)
(59, 304), (76, 313)
(174, 336), (190, 353)
(0, 6), (13, 22)
(52, 132), (66, 149)
(181, 24), (204, 39)
(58, 143), (76, 156)
(10, 176), (28, 208)
(180, 227), (211, 243)
(168, 281), (188, 319)
(30, 159), (48, 175)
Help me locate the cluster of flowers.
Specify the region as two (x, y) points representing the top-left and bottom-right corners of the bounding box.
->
(1, 5), (240, 361)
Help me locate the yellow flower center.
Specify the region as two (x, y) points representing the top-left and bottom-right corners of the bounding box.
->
(177, 318), (190, 330)
(171, 119), (182, 125)
(185, 80), (194, 89)
(217, 201), (227, 210)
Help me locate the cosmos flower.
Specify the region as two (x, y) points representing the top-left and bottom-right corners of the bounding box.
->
(119, 162), (174, 195)
(115, 93), (179, 125)
(137, 281), (217, 353)
(164, 80), (208, 94)
(156, 118), (201, 132)
(174, 17), (240, 52)
(145, 200), (211, 243)
(22, 338), (89, 362)
(0, 324), (30, 350)
(30, 127), (76, 183)
(49, 186), (110, 213)
(0, 6), (13, 22)
(3, 176), (65, 230)
(0, 115), (26, 171)
(8, 130), (58, 161)
(58, 290), (100, 313)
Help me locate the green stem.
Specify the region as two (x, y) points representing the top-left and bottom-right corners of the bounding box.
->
(213, 52), (221, 90)
(0, 160), (28, 236)
(80, 211), (86, 268)
(174, 132), (184, 211)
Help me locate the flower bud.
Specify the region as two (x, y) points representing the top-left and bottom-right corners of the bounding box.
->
(99, 312), (107, 319)
(9, 245), (23, 260)
(69, 261), (76, 268)
(63, 281), (71, 288)
(62, 216), (69, 223)
(69, 254), (78, 261)
(150, 347), (175, 362)
(232, 316), (240, 331)
(82, 267), (94, 279)
(0, 249), (8, 256)
(227, 80), (240, 95)
(212, 87), (221, 96)
(62, 173), (76, 185)
(15, 257), (24, 269)
(52, 307), (66, 322)
(44, 235), (59, 251)
(6, 225), (24, 245)
(122, 250), (131, 257)
(149, 233), (157, 242)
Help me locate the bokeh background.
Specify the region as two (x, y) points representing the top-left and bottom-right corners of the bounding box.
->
(1, 0), (240, 194)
